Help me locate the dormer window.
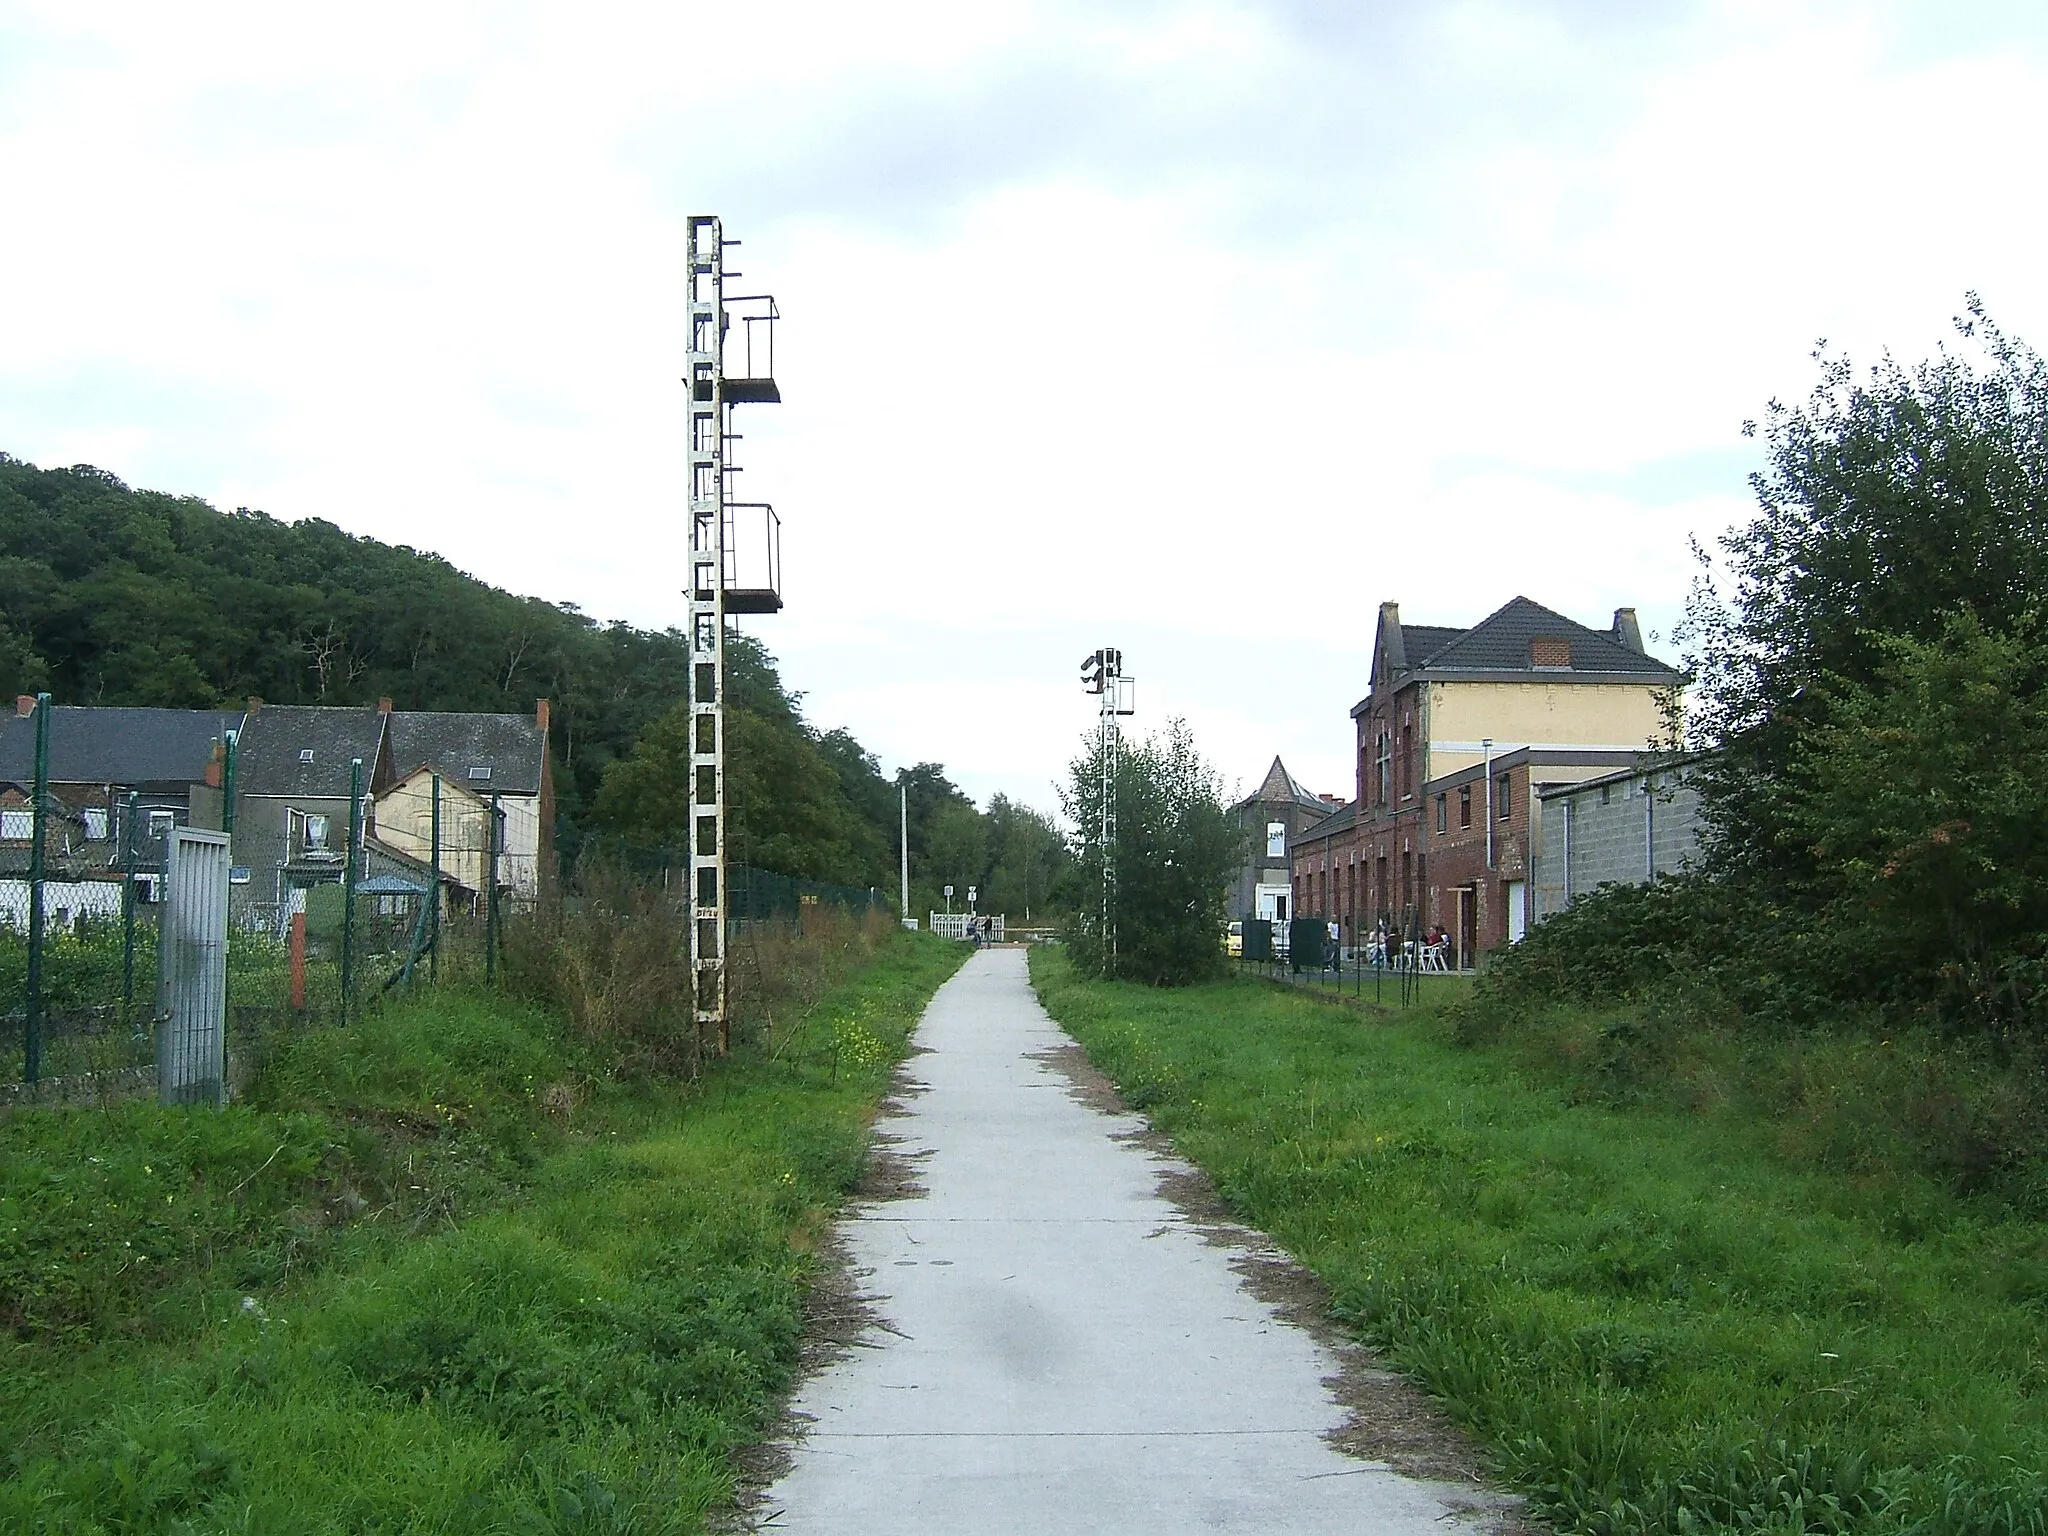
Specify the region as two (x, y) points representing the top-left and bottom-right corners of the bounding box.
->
(298, 748), (315, 762)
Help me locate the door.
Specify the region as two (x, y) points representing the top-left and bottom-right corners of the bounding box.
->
(1457, 886), (1478, 970)
(1506, 880), (1527, 944)
(158, 827), (231, 1106)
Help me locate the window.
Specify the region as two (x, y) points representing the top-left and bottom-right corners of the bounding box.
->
(1497, 773), (1512, 821)
(149, 810), (176, 838)
(1374, 732), (1391, 807)
(1399, 725), (1413, 799)
(1458, 785), (1472, 829)
(1600, 782), (1612, 806)
(298, 748), (315, 763)
(1, 809), (31, 839)
(83, 808), (109, 840)
(1266, 821), (1286, 860)
(304, 813), (331, 851)
(467, 766), (491, 782)
(1435, 794), (1447, 834)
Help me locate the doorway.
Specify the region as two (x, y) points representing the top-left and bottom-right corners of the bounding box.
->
(1455, 886), (1478, 971)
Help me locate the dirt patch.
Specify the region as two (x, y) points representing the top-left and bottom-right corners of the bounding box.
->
(1029, 1036), (1542, 1532)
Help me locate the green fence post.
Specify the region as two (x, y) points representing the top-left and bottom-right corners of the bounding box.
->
(341, 757), (362, 1024)
(122, 789), (139, 1030)
(486, 790), (500, 986)
(429, 773), (441, 984)
(23, 691), (50, 1085)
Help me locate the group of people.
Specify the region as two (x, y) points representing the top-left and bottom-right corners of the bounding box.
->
(964, 914), (996, 947)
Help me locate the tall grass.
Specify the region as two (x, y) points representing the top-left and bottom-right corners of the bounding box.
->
(1032, 948), (2048, 1536)
(1, 930), (965, 1533)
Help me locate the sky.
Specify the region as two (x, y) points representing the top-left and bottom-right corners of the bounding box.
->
(5, 0), (2048, 817)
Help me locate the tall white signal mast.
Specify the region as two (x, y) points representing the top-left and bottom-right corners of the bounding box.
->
(686, 216), (783, 1053)
(1079, 647), (1134, 973)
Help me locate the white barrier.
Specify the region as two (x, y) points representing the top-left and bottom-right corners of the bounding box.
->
(928, 912), (1004, 942)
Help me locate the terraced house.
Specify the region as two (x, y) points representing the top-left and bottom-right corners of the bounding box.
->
(1292, 597), (1682, 967)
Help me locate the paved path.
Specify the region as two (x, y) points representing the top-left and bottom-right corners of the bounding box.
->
(761, 948), (1506, 1534)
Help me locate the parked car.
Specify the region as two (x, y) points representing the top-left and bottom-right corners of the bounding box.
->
(1226, 920), (1243, 957)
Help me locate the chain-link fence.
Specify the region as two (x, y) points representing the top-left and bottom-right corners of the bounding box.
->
(5, 788), (891, 1097)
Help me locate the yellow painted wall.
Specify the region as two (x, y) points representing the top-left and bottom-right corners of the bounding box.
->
(1425, 681), (1673, 781)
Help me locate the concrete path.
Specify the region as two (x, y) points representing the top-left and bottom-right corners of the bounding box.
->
(760, 948), (1507, 1534)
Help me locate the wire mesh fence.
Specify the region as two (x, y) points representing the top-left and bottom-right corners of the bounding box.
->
(3, 794), (893, 1098)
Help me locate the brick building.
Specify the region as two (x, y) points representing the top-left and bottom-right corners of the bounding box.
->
(1291, 597), (1681, 963)
(1228, 756), (1336, 923)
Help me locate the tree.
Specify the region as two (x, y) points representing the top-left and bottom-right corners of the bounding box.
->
(981, 794), (1068, 922)
(1679, 300), (2048, 1031)
(1062, 718), (1242, 986)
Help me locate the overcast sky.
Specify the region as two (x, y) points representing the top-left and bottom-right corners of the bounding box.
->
(5, 1), (2047, 815)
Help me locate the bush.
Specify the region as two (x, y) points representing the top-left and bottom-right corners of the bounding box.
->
(1061, 718), (1241, 986)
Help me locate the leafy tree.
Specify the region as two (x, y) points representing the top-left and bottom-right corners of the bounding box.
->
(1786, 611), (2048, 1028)
(981, 794), (1067, 922)
(1671, 300), (2048, 1032)
(922, 800), (988, 913)
(1687, 300), (2048, 882)
(1063, 718), (1241, 986)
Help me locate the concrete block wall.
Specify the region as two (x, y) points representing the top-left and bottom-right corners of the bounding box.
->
(1533, 771), (1702, 922)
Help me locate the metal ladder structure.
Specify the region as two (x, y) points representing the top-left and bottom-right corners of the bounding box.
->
(686, 215), (782, 1053)
(1080, 647), (1134, 972)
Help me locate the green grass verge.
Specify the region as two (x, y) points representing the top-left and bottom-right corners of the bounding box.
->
(2, 931), (966, 1533)
(1030, 948), (2048, 1536)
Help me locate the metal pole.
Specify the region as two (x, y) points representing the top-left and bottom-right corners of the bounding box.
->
(1482, 738), (1494, 870)
(429, 773), (441, 983)
(486, 790), (500, 985)
(899, 782), (910, 923)
(222, 728), (238, 836)
(341, 757), (362, 1024)
(24, 692), (50, 1085)
(122, 788), (139, 1030)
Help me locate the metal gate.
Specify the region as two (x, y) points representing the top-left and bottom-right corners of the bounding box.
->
(158, 826), (230, 1106)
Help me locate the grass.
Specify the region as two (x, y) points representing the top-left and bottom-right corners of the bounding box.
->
(1, 929), (967, 1533)
(1031, 947), (2048, 1536)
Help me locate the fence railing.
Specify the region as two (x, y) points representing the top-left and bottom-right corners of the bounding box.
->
(3, 808), (888, 1097)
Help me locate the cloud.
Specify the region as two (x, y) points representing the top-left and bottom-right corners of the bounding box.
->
(3, 0), (2047, 814)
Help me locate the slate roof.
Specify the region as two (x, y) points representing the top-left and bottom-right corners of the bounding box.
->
(387, 712), (546, 796)
(1395, 626), (1463, 666)
(1419, 597), (1677, 678)
(1298, 799), (1358, 842)
(235, 706), (388, 799)
(1234, 755), (1326, 813)
(0, 706), (242, 790)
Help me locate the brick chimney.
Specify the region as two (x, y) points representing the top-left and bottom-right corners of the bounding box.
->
(378, 697), (393, 714)
(535, 698), (551, 734)
(204, 741), (224, 788)
(246, 695), (263, 717)
(1612, 608), (1646, 654)
(15, 695), (34, 718)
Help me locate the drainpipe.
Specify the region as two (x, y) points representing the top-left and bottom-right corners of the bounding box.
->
(1563, 797), (1574, 904)
(1482, 738), (1494, 870)
(1646, 771), (1656, 881)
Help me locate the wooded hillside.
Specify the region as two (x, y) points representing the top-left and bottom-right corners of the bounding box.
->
(0, 453), (1064, 904)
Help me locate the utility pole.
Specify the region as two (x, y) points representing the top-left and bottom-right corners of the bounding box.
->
(685, 215), (782, 1055)
(899, 782), (910, 925)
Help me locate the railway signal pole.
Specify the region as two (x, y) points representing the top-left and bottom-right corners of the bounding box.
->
(1079, 648), (1133, 974)
(686, 216), (784, 1054)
